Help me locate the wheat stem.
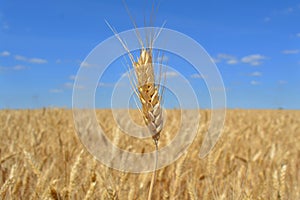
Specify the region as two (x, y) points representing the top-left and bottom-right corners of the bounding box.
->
(148, 139), (158, 200)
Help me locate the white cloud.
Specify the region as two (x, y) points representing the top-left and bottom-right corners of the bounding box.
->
(282, 7), (294, 14)
(49, 89), (63, 93)
(278, 80), (287, 85)
(98, 82), (115, 87)
(211, 87), (229, 92)
(190, 73), (204, 79)
(0, 51), (10, 57)
(28, 58), (47, 64)
(276, 5), (300, 16)
(57, 59), (78, 64)
(0, 65), (28, 71)
(281, 49), (299, 54)
(213, 53), (238, 65)
(249, 71), (262, 77)
(211, 57), (220, 63)
(12, 65), (28, 70)
(69, 75), (76, 80)
(250, 80), (260, 85)
(241, 54), (267, 66)
(81, 61), (90, 67)
(64, 82), (74, 88)
(14, 55), (27, 61)
(165, 71), (179, 78)
(81, 61), (94, 68)
(64, 82), (84, 89)
(217, 54), (235, 60)
(14, 54), (47, 64)
(227, 59), (238, 65)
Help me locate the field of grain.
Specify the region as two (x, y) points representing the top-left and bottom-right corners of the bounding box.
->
(0, 109), (299, 199)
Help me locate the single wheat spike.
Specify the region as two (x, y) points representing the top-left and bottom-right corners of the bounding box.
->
(133, 48), (163, 142)
(279, 164), (287, 200)
(133, 48), (163, 200)
(0, 164), (16, 199)
(49, 184), (62, 200)
(83, 182), (96, 200)
(105, 21), (163, 142)
(69, 149), (84, 197)
(106, 187), (119, 200)
(187, 176), (197, 200)
(23, 150), (41, 177)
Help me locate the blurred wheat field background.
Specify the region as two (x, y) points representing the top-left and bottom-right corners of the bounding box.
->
(0, 109), (299, 199)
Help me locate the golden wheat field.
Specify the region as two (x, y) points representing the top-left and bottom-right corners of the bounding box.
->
(0, 108), (299, 199)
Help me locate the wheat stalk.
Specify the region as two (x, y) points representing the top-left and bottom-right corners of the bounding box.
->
(131, 42), (164, 200)
(187, 175), (198, 200)
(272, 169), (279, 199)
(69, 149), (84, 198)
(106, 12), (164, 200)
(128, 40), (163, 200)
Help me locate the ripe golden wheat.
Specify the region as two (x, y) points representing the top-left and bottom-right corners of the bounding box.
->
(0, 109), (300, 199)
(133, 48), (163, 143)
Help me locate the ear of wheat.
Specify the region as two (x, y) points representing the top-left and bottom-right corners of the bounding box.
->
(106, 21), (164, 144)
(134, 48), (163, 143)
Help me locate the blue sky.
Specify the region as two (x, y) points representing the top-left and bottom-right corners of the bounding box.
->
(0, 0), (300, 109)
